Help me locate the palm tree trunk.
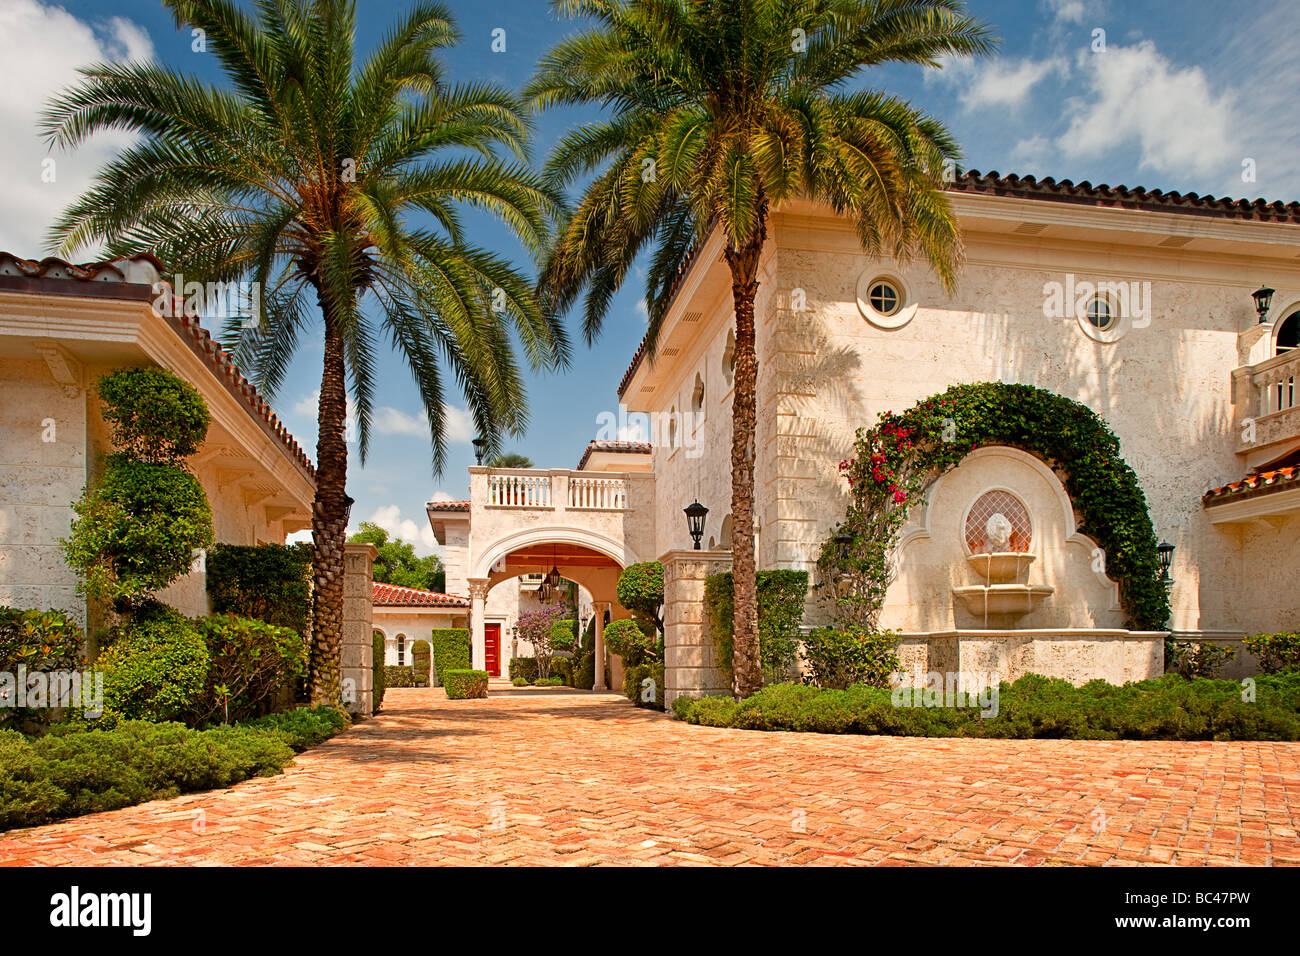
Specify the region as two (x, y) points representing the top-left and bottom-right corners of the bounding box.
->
(724, 198), (769, 699)
(309, 288), (350, 708)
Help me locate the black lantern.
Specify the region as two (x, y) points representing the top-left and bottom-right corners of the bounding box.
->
(343, 495), (355, 523)
(832, 531), (854, 595)
(1253, 286), (1275, 323)
(472, 436), (488, 464)
(684, 500), (708, 550)
(1157, 541), (1174, 582)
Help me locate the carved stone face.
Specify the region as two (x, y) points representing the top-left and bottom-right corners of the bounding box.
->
(985, 512), (1013, 550)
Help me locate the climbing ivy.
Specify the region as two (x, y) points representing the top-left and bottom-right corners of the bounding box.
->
(819, 383), (1169, 631)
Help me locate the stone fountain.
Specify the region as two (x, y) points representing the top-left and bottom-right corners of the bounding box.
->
(951, 511), (1053, 625)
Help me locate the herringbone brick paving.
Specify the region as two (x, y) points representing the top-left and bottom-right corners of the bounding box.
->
(1, 685), (1297, 865)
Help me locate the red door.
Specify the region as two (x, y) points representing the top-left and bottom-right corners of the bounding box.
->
(484, 624), (501, 677)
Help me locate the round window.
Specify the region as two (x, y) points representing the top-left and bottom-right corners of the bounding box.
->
(867, 280), (901, 317)
(1084, 295), (1115, 332)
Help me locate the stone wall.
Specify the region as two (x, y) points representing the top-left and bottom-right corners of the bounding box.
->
(662, 548), (732, 707)
(342, 542), (376, 716)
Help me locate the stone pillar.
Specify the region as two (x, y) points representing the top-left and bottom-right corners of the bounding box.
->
(341, 542), (377, 716)
(468, 578), (490, 671)
(661, 549), (733, 708)
(592, 601), (611, 691)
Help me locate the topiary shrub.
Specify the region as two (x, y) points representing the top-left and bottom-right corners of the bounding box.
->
(411, 639), (432, 684)
(603, 617), (658, 667)
(383, 665), (423, 688)
(373, 632), (386, 712)
(550, 655), (574, 686)
(549, 619), (578, 655)
(62, 368), (215, 616)
(97, 607), (210, 723)
(616, 561), (663, 634)
(622, 662), (665, 708)
(509, 657), (539, 683)
(704, 570), (807, 680)
(430, 629), (470, 686)
(1243, 632), (1300, 674)
(801, 625), (900, 690)
(444, 669), (488, 699)
(206, 543), (313, 637)
(189, 614), (308, 724)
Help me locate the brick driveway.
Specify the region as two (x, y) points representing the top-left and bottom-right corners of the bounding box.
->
(1, 686), (1297, 866)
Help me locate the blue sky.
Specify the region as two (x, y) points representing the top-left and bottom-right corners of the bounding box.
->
(3, 0), (1297, 556)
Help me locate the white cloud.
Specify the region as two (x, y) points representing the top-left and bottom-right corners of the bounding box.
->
(0, 0), (155, 255)
(430, 491), (455, 503)
(1042, 0), (1089, 24)
(365, 503), (437, 556)
(934, 55), (1067, 112)
(1059, 42), (1237, 179)
(373, 406), (429, 436)
(441, 404), (475, 444)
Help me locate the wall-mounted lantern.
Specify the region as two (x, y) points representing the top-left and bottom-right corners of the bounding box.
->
(684, 500), (709, 550)
(1157, 541), (1175, 583)
(1253, 286), (1275, 324)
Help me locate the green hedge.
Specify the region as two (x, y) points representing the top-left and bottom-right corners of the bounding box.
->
(206, 543), (313, 637)
(373, 632), (386, 712)
(383, 665), (427, 688)
(191, 614), (307, 723)
(98, 607), (209, 723)
(412, 639), (432, 684)
(704, 570), (807, 679)
(444, 670), (489, 699)
(0, 706), (345, 832)
(622, 662), (665, 709)
(430, 629), (471, 686)
(673, 673), (1300, 740)
(509, 657), (539, 683)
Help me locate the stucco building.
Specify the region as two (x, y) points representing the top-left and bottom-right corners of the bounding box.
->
(436, 172), (1300, 705)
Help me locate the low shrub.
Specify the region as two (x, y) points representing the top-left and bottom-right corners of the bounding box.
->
(622, 662), (665, 709)
(383, 665), (426, 688)
(673, 672), (1300, 741)
(704, 570), (807, 680)
(550, 655), (574, 686)
(801, 626), (901, 690)
(430, 629), (470, 686)
(0, 607), (85, 730)
(411, 640), (432, 685)
(190, 614), (308, 724)
(1243, 632), (1300, 675)
(97, 607), (209, 723)
(240, 706), (348, 751)
(373, 632), (386, 712)
(1167, 639), (1236, 679)
(444, 670), (489, 700)
(509, 657), (539, 683)
(511, 677), (529, 687)
(533, 676), (564, 687)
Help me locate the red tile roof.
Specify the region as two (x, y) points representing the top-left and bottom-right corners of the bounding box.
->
(426, 499), (470, 512)
(1203, 466), (1300, 506)
(615, 170), (1300, 397)
(0, 251), (315, 479)
(372, 582), (470, 608)
(576, 439), (652, 470)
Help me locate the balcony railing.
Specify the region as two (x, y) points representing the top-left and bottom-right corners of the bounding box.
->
(1234, 348), (1300, 459)
(1252, 349), (1299, 416)
(481, 469), (636, 512)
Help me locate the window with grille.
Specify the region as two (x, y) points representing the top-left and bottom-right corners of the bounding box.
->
(964, 490), (1032, 554)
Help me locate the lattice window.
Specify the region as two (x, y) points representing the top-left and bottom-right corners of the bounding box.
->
(964, 490), (1032, 554)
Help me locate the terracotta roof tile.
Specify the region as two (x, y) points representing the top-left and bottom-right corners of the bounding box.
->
(615, 170), (1300, 397)
(1203, 466), (1300, 506)
(0, 251), (314, 479)
(426, 499), (470, 512)
(576, 439), (652, 470)
(372, 582), (470, 608)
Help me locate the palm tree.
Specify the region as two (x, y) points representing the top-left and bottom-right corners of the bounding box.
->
(43, 0), (569, 707)
(529, 0), (994, 697)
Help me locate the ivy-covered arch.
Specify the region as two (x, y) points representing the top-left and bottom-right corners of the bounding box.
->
(822, 382), (1169, 630)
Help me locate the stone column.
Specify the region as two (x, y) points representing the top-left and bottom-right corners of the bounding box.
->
(341, 542), (377, 716)
(592, 601), (611, 691)
(468, 577), (490, 671)
(661, 549), (733, 708)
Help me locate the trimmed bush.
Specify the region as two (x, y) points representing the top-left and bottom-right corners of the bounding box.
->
(411, 639), (432, 684)
(373, 632), (386, 712)
(190, 614), (308, 724)
(206, 543), (313, 637)
(533, 676), (564, 687)
(704, 569), (806, 679)
(444, 669), (489, 699)
(94, 367), (210, 463)
(0, 706), (346, 831)
(98, 608), (209, 723)
(616, 561), (664, 633)
(603, 618), (657, 666)
(622, 662), (665, 709)
(802, 626), (901, 690)
(1243, 632), (1300, 674)
(430, 629), (470, 686)
(673, 672), (1300, 741)
(512, 677), (530, 687)
(383, 665), (425, 688)
(550, 655), (574, 686)
(549, 619), (578, 654)
(509, 657), (539, 683)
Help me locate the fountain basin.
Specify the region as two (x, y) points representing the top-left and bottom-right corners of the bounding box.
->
(965, 551), (1035, 583)
(952, 583), (1054, 619)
